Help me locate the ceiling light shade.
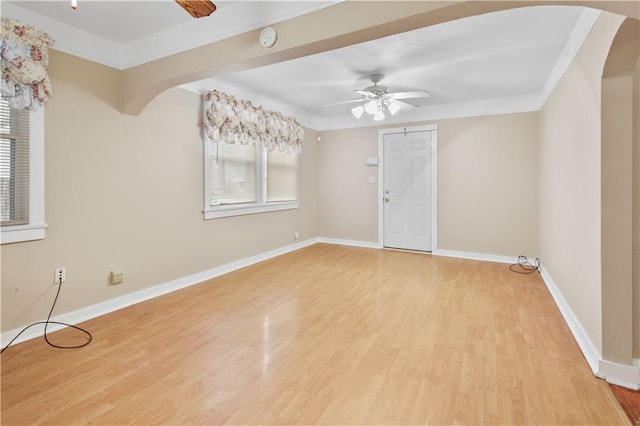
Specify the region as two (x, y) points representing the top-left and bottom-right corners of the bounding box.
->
(351, 105), (364, 119)
(373, 110), (385, 121)
(387, 102), (400, 116)
(364, 100), (378, 115)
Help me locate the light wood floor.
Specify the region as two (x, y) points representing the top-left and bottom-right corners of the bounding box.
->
(1, 244), (629, 425)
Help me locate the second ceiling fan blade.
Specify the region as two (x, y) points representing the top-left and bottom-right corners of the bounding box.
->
(387, 90), (431, 100)
(175, 0), (217, 18)
(393, 99), (425, 108)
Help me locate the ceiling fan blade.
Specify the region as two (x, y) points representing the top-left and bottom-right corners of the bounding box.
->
(354, 90), (377, 98)
(175, 0), (217, 18)
(393, 99), (427, 108)
(327, 99), (368, 106)
(388, 90), (431, 100)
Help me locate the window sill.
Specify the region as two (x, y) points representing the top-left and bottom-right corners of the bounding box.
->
(1, 223), (47, 244)
(204, 202), (298, 220)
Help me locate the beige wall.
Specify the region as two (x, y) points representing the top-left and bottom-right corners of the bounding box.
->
(0, 51), (319, 332)
(601, 75), (634, 363)
(600, 16), (639, 364)
(634, 57), (640, 360)
(318, 112), (539, 257)
(1, 6), (636, 369)
(539, 12), (624, 354)
(437, 113), (538, 256)
(317, 128), (379, 242)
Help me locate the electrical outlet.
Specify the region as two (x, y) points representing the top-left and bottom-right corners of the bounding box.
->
(54, 267), (66, 284)
(110, 270), (123, 285)
(294, 231), (299, 240)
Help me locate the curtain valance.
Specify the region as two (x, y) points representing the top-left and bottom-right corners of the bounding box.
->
(203, 90), (304, 154)
(1, 18), (53, 110)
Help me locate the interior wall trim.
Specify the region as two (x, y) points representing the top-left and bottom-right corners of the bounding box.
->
(537, 7), (601, 109)
(5, 239), (635, 391)
(597, 359), (640, 390)
(0, 238), (321, 348)
(0, 1), (334, 70)
(0, 242), (525, 347)
(432, 249), (523, 264)
(539, 265), (601, 374)
(316, 237), (382, 249)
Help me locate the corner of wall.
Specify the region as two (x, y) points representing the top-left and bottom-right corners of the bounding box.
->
(633, 55), (640, 360)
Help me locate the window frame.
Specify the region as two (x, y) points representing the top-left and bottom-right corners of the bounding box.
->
(203, 140), (299, 220)
(0, 107), (46, 244)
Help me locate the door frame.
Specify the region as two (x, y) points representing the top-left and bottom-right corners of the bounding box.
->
(377, 124), (438, 251)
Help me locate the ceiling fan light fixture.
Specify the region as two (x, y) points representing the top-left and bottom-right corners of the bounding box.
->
(364, 100), (378, 115)
(351, 106), (364, 119)
(373, 110), (385, 121)
(387, 102), (400, 116)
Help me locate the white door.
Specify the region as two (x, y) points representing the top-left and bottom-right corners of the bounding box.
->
(383, 131), (432, 251)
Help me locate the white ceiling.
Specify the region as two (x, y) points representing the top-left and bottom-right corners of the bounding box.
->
(6, 0), (199, 43)
(3, 1), (336, 68)
(2, 1), (599, 130)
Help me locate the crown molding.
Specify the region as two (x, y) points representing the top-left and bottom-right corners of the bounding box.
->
(120, 1), (339, 69)
(538, 7), (600, 109)
(182, 81), (541, 131)
(312, 94), (542, 131)
(2, 2), (123, 68)
(4, 1), (594, 131)
(2, 1), (339, 70)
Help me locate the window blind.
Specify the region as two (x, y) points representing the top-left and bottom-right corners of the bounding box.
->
(209, 142), (257, 205)
(266, 151), (298, 203)
(0, 98), (29, 226)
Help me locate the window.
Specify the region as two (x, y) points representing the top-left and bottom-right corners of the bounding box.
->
(1, 101), (29, 225)
(0, 98), (46, 244)
(204, 141), (299, 219)
(266, 150), (298, 203)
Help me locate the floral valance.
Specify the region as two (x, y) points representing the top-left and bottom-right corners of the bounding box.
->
(203, 90), (304, 154)
(1, 18), (54, 110)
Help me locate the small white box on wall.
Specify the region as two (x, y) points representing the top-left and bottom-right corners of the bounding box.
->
(366, 157), (379, 166)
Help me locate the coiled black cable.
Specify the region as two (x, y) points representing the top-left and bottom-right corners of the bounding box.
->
(1, 278), (92, 353)
(509, 255), (541, 274)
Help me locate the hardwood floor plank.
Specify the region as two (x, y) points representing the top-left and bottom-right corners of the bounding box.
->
(1, 244), (629, 425)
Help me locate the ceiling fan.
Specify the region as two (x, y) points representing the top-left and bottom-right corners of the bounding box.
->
(335, 74), (431, 121)
(175, 0), (217, 18)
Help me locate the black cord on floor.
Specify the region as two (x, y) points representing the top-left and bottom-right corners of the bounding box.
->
(509, 255), (541, 274)
(1, 278), (92, 354)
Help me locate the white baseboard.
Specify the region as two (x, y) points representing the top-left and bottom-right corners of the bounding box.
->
(432, 249), (524, 265)
(316, 237), (382, 249)
(540, 266), (640, 389)
(597, 359), (640, 390)
(1, 238), (319, 348)
(5, 239), (638, 391)
(539, 265), (601, 374)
